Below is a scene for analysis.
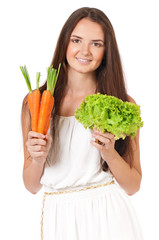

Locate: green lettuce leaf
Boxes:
[75,93,143,140]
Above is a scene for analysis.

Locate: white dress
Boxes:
[40,115,143,240]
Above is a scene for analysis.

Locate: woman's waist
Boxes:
[42,175,114,193]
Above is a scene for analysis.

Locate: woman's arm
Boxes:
[21,98,52,194]
[91,130,141,195]
[90,97,142,196]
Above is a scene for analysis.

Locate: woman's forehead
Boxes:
[71,18,104,41]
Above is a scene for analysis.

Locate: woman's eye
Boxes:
[92,42,102,47]
[71,39,81,43]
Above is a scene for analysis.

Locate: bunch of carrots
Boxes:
[20,64,61,134]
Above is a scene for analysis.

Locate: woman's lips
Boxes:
[76,57,92,64]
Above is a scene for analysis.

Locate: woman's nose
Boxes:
[80,42,91,56]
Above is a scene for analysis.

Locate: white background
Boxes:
[0,0,158,239]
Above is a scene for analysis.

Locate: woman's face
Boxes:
[66,18,105,74]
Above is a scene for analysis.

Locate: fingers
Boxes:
[28,144,46,152]
[29,151,47,159]
[90,139,105,151]
[45,133,52,145]
[28,131,45,140]
[93,128,114,141]
[92,134,110,144]
[26,131,52,163]
[91,128,115,151]
[27,133,46,148]
[28,138,47,147]
[27,132,52,147]
[44,133,52,152]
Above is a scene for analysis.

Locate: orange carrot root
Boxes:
[31,90,41,132]
[44,116,51,134]
[37,90,54,134]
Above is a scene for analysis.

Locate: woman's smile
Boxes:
[75,57,92,64]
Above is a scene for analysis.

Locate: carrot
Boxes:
[20,66,41,131]
[31,72,41,131]
[27,94,32,113]
[45,117,51,134]
[37,64,61,134]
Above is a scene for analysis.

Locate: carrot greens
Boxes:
[20,65,32,93]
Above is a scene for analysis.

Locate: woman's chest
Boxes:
[59,95,84,116]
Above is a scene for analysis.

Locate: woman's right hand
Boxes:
[26,131,52,166]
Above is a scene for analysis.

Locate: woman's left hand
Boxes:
[90,128,117,163]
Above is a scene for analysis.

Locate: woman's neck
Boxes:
[67,68,97,97]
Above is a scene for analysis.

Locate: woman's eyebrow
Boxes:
[71,35,82,39]
[92,39,105,43]
[71,35,104,43]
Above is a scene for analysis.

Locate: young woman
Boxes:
[21,7,143,240]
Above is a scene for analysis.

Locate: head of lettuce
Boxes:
[75,93,143,140]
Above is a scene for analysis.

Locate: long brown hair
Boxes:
[39,7,133,169]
